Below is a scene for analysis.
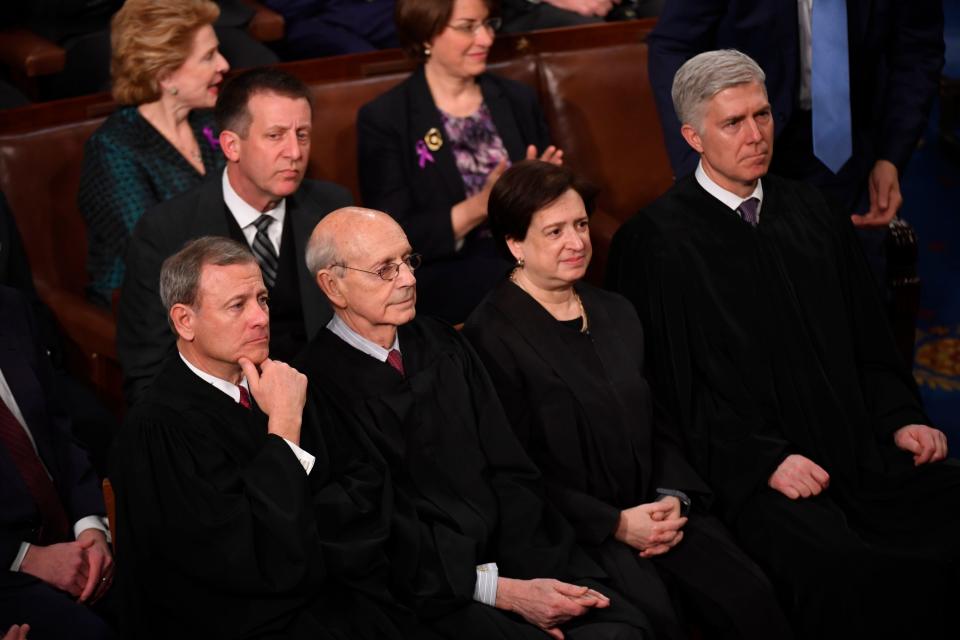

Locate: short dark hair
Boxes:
[159,236,256,333]
[395,0,497,62]
[488,160,597,259]
[214,67,313,137]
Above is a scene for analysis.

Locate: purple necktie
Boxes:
[737,197,760,226]
[0,397,71,544]
[386,349,405,377]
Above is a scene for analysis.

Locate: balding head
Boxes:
[305,207,398,275]
[307,207,418,346]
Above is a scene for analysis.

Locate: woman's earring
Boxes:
[424,46,431,57]
[168,86,179,96]
[516,257,524,268]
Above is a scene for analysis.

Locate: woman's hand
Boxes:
[526,144,564,166]
[614,498,687,558]
[451,158,508,240]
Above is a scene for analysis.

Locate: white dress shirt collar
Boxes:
[326,314,400,363]
[222,168,286,253]
[179,352,250,404]
[695,161,764,220]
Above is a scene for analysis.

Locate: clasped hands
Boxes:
[19,528,112,604]
[495,576,610,639]
[614,496,686,558]
[768,425,948,500]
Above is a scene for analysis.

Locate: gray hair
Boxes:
[159,236,256,333]
[304,227,341,276]
[671,49,767,132]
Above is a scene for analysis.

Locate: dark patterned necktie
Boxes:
[737,197,760,226]
[386,349,405,376]
[238,385,251,409]
[0,397,71,544]
[251,215,279,288]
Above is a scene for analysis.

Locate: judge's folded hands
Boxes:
[614,496,687,558]
[239,357,308,445]
[19,528,113,603]
[768,454,830,500]
[495,577,610,639]
[894,424,949,466]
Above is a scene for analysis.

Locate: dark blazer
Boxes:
[357,67,550,321]
[648,0,945,189]
[117,175,352,404]
[0,286,104,568]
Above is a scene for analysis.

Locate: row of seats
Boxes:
[0,0,284,102]
[0,19,918,417]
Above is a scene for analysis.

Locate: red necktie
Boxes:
[387,349,405,377]
[0,397,71,544]
[238,386,251,409]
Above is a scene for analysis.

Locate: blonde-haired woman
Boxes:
[78,0,229,306]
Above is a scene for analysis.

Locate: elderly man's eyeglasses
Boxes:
[333,254,422,281]
[448,17,502,36]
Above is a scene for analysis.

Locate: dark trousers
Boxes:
[0,572,116,639]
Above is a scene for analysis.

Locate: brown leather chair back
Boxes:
[0,118,104,294]
[307,74,407,201]
[306,56,540,205]
[537,42,674,222]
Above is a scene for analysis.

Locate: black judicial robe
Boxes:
[607,175,960,637]
[464,281,790,640]
[464,281,708,540]
[113,355,419,640]
[607,174,960,529]
[296,317,652,638]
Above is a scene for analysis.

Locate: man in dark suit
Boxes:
[118,67,352,404]
[0,286,114,639]
[2,192,116,479]
[647,0,944,228]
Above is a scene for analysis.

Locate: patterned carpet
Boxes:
[902,1,960,451]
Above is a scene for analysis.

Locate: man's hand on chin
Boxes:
[851,159,902,228]
[240,356,307,444]
[894,424,948,466]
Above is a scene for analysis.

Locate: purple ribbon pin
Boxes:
[202,126,220,150]
[416,140,434,169]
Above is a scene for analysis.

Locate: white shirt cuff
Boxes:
[473,562,499,606]
[12,516,112,572]
[10,542,30,571]
[283,438,315,475]
[74,515,111,543]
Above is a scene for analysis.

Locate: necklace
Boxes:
[573,291,589,334]
[510,270,589,333]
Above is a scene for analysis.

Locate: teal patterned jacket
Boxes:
[78,107,225,306]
